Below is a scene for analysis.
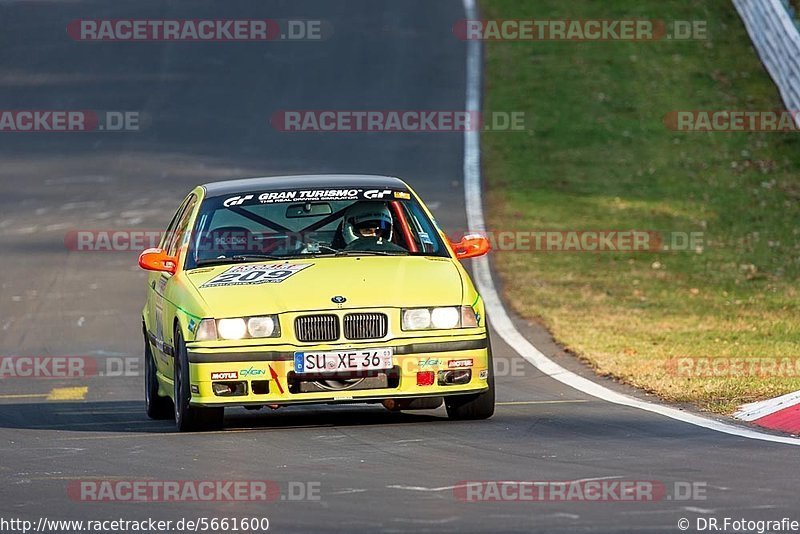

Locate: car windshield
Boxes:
[185,187,449,268]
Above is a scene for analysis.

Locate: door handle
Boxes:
[151,281,156,289]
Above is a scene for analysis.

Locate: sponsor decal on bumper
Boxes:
[210,371,238,380]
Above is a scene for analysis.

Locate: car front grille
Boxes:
[295,314,339,342]
[343,313,388,340]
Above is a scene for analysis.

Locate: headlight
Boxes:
[402,306,478,330]
[431,307,460,329]
[195,316,280,341]
[247,316,276,338]
[217,318,247,340]
[402,308,431,330]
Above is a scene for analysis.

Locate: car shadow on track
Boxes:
[0,400,444,433]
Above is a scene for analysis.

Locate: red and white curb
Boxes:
[734,391,800,434]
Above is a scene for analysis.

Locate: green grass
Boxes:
[480,0,800,414]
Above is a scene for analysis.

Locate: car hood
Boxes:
[186,256,463,317]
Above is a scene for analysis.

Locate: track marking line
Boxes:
[461,0,800,447]
[391,516,460,525]
[52,410,141,416]
[53,426,316,441]
[682,507,717,514]
[388,476,623,493]
[497,400,589,406]
[330,488,369,495]
[46,387,88,401]
[29,420,156,429]
[57,433,170,441]
[0,393,48,399]
[387,484,465,492]
[0,388,90,401]
[28,475,135,481]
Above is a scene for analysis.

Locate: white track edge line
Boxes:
[460,0,800,446]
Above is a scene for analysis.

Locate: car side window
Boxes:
[160,197,192,251]
[399,201,441,254]
[165,195,198,257]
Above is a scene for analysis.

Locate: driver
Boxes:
[340,202,406,251]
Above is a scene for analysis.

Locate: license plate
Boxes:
[294,348,394,374]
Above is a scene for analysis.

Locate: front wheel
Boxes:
[173,329,224,432]
[144,326,173,420]
[445,331,495,420]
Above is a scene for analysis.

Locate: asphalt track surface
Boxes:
[0,2,798,533]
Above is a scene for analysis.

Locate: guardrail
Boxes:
[733,0,800,112]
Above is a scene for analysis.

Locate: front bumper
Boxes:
[185,335,490,407]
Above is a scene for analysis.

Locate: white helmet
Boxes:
[342,202,393,245]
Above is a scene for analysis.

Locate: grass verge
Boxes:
[480,0,800,414]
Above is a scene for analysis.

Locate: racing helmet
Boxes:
[341,202,393,245]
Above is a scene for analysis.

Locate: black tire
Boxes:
[144,326,173,420]
[445,331,496,421]
[173,329,224,432]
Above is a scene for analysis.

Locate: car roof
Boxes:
[201,174,409,198]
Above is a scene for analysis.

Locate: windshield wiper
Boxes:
[195,254,287,267]
[195,250,411,267]
[334,250,410,257]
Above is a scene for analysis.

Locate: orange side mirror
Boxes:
[450,234,490,260]
[138,248,177,274]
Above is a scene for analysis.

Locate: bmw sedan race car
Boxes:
[139,175,494,431]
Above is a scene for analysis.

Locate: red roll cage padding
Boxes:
[389,200,419,253]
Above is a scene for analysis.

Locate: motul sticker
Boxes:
[211,371,238,380]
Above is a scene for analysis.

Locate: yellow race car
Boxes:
[139,175,493,431]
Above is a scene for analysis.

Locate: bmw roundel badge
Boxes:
[331,296,347,304]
